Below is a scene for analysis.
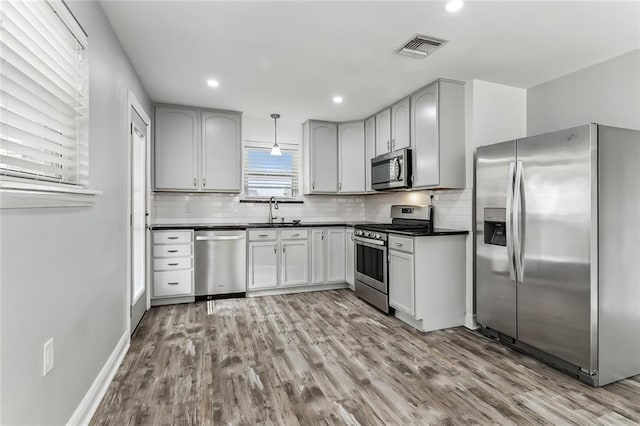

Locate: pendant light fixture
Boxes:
[270,113,282,156]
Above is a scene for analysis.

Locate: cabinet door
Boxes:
[391,97,410,150]
[326,228,346,283]
[338,122,365,193]
[201,111,241,192]
[345,228,354,286]
[364,116,376,192]
[281,240,309,286]
[311,230,326,284]
[375,108,391,155]
[248,242,278,289]
[389,250,415,316]
[154,107,198,190]
[411,83,439,187]
[310,121,338,192]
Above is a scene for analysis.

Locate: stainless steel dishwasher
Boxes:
[195,230,246,298]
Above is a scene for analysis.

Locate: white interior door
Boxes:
[130,109,148,333]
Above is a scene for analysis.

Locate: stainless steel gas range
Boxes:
[354,205,434,313]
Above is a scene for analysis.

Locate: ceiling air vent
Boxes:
[396,34,448,59]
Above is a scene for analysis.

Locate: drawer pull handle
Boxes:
[259,234,269,237]
[292,233,300,237]
[167,282,180,285]
[168,262,179,266]
[167,236,179,240]
[394,242,403,246]
[167,249,178,253]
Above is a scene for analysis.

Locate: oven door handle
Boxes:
[354,236,386,247]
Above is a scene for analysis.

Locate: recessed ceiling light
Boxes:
[206,79,219,88]
[333,96,343,104]
[445,0,464,12]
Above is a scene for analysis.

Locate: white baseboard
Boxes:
[67,330,130,426]
[465,312,479,330]
[247,282,348,297]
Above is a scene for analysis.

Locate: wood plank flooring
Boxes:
[91,290,640,425]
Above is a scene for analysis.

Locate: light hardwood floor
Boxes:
[91,290,640,425]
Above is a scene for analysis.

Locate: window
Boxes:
[243,142,299,199]
[0,0,89,190]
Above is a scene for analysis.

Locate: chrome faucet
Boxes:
[268,196,279,224]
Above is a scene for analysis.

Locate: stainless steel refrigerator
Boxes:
[475,123,640,386]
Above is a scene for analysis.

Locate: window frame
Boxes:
[0,0,99,208]
[242,139,302,201]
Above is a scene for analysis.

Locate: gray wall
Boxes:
[527,49,640,135]
[0,1,151,424]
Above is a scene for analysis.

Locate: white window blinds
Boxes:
[244,143,299,199]
[0,0,89,187]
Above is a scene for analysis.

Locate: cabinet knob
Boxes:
[283,246,286,253]
[274,245,277,253]
[203,178,206,188]
[312,182,315,190]
[193,178,197,187]
[339,182,342,191]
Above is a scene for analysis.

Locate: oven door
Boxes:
[354,237,387,293]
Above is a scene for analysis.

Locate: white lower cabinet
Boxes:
[281,240,309,286]
[311,229,326,284]
[387,233,467,332]
[389,250,415,316]
[152,230,194,300]
[311,227,347,285]
[248,241,279,289]
[345,228,354,286]
[248,229,310,290]
[326,228,346,282]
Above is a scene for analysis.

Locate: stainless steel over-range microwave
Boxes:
[371,148,412,190]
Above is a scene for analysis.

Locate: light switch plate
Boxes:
[43,338,54,376]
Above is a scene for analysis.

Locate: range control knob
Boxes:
[365,231,371,237]
[375,233,381,239]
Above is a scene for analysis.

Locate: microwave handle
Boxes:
[394,157,401,180]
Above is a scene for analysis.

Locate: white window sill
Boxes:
[0,181,102,209]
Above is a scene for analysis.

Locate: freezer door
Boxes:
[515,124,595,371]
[476,140,517,337]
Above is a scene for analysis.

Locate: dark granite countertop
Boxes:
[387,228,469,237]
[150,221,377,231]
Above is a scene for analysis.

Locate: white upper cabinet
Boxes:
[304,121,338,194]
[391,97,410,151]
[201,111,242,192]
[338,122,365,193]
[411,80,465,189]
[375,108,391,155]
[154,105,242,192]
[364,116,376,192]
[154,106,199,190]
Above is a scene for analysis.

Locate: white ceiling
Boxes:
[99,1,640,123]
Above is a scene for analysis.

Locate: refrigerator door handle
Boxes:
[506,161,516,281]
[513,161,525,281]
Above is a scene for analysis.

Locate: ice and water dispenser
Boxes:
[484,208,506,246]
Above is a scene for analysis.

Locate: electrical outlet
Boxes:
[43,338,54,376]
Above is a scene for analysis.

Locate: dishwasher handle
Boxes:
[196,235,245,241]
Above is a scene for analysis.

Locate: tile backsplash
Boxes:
[152,193,366,224]
[153,188,472,230]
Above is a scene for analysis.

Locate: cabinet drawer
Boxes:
[280,229,308,240]
[154,270,192,297]
[153,230,192,244]
[248,230,278,241]
[389,235,414,253]
[153,244,191,258]
[154,257,192,271]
